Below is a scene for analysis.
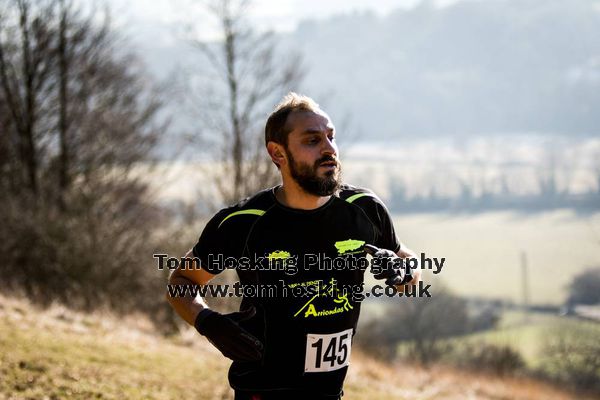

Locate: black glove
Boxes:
[194,306,264,362]
[364,244,412,286]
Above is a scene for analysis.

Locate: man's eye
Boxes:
[307,138,319,144]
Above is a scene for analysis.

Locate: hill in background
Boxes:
[284,0,600,138]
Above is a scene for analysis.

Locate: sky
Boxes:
[109,0,462,44]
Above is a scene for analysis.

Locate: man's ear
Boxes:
[267,141,286,168]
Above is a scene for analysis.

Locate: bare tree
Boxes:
[183,0,304,204]
[0,0,162,205]
[0,0,172,324]
[0,0,56,199]
[56,0,68,208]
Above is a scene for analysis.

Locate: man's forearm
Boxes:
[396,246,422,291]
[166,274,209,326]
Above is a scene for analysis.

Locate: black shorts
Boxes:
[233,390,343,400]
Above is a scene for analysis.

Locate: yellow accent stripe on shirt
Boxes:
[345,193,371,203]
[218,209,265,228]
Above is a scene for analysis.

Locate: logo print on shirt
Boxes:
[293,278,354,318]
[267,250,293,270]
[268,250,291,263]
[334,239,365,255]
[265,250,298,275]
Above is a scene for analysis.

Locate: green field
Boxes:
[391,210,600,305]
[446,311,600,368]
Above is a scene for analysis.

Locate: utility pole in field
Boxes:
[521,251,530,323]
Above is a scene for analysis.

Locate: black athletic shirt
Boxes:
[192,184,401,397]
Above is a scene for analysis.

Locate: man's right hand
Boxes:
[194,306,264,362]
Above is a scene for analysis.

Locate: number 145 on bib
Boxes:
[304,328,353,373]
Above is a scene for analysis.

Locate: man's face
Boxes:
[283,110,342,196]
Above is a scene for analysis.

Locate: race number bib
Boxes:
[304,328,353,373]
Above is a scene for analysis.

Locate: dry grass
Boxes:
[0,293,592,400]
[346,350,594,400]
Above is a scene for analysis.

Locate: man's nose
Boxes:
[322,137,337,156]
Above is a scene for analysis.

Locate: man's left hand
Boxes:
[364,244,413,286]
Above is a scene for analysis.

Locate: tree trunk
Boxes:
[19,0,38,197]
[58,0,70,210]
[224,11,243,201]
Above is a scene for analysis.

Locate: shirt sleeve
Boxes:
[192,209,234,275]
[371,198,402,253]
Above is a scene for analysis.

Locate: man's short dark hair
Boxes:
[265,92,321,147]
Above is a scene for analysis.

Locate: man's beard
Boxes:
[286,149,342,196]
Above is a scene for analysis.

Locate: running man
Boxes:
[166,93,421,399]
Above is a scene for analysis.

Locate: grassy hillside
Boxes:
[1,294,592,400]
